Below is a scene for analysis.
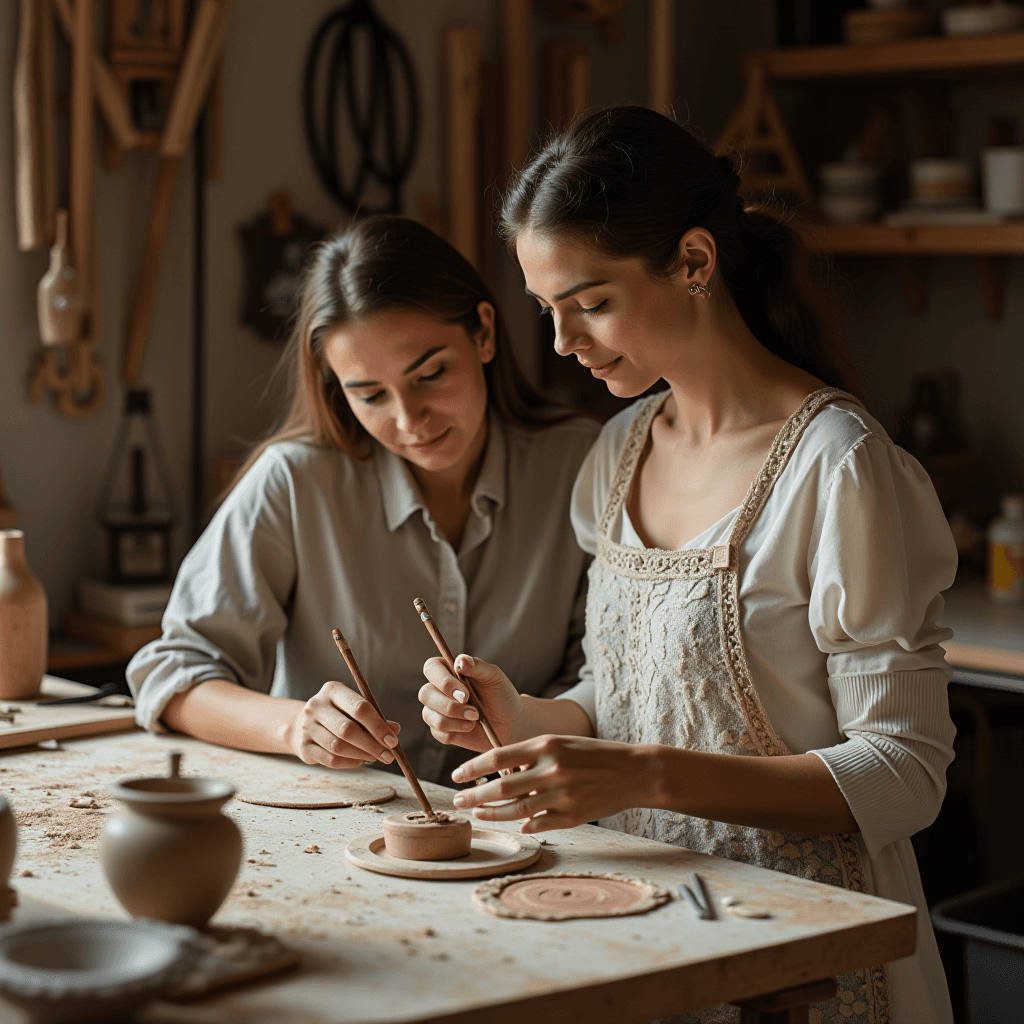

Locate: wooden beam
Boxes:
[501,0,530,177]
[444,25,481,267]
[543,39,588,131]
[648,0,674,113]
[14,0,47,250]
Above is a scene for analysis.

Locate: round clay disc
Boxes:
[473,872,671,921]
[237,774,395,809]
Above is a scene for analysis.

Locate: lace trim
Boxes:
[596,392,670,539]
[595,535,718,581]
[726,388,859,549]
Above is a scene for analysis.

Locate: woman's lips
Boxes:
[409,428,451,453]
[582,357,620,379]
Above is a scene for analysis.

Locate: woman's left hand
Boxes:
[450,734,658,833]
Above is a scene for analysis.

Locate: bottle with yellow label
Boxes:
[987,494,1024,603]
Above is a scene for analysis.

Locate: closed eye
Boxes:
[359,391,385,404]
[580,300,607,315]
[418,366,445,383]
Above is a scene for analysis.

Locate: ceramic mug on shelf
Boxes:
[982,147,1024,215]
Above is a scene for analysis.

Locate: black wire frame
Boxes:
[302,1,420,215]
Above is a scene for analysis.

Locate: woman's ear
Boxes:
[474,301,497,364]
[675,228,717,292]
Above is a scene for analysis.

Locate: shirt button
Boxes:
[445,601,458,614]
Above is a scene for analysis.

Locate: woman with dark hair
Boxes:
[420,108,955,1022]
[127,216,599,784]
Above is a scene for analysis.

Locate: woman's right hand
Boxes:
[289,680,402,769]
[419,655,524,752]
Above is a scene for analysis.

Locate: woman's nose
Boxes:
[552,314,584,358]
[395,395,427,434]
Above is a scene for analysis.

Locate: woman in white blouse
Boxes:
[127,216,598,783]
[419,108,956,1022]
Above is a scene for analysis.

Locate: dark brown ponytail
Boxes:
[499,106,858,394]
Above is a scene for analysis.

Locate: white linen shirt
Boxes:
[127,413,600,782]
[560,397,957,1024]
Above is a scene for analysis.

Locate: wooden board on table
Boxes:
[0,676,136,750]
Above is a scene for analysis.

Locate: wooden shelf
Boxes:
[798,221,1024,256]
[747,32,1024,81]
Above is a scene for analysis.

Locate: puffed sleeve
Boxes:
[126,448,297,732]
[808,435,959,859]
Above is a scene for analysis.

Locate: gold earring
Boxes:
[689,282,711,298]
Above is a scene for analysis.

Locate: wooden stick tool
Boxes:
[413,598,502,751]
[331,629,437,820]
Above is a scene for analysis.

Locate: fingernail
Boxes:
[380,750,394,764]
[453,689,467,703]
[453,795,466,807]
[463,707,479,720]
[383,733,399,748]
[451,768,465,781]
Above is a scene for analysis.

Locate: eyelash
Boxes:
[359,366,446,405]
[538,300,608,318]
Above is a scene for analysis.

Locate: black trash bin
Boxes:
[932,877,1024,1024]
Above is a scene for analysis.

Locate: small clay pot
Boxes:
[101,775,242,928]
[382,812,472,861]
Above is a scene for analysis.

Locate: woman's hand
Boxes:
[448,734,658,833]
[289,680,402,769]
[419,655,525,752]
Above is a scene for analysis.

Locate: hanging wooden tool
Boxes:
[122,0,232,385]
[501,0,530,179]
[26,0,107,419]
[14,0,50,251]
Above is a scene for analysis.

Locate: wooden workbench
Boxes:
[941,581,1024,688]
[0,731,916,1023]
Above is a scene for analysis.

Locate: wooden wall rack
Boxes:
[717,32,1024,320]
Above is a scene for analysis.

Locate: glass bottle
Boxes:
[987,494,1024,604]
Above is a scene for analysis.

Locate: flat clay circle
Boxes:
[237,774,395,809]
[473,872,671,921]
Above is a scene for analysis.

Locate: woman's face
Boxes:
[516,230,699,398]
[323,304,495,474]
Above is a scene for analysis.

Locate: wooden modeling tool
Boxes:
[413,598,504,752]
[331,628,436,820]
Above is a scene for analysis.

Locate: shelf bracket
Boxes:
[899,257,930,316]
[976,256,1007,322]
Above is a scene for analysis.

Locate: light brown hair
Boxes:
[231,216,576,490]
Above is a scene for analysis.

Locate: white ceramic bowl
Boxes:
[909,158,975,205]
[941,2,1024,36]
[0,919,198,1024]
[819,161,882,197]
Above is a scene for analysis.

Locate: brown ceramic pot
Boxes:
[101,776,242,928]
[0,530,47,700]
[382,812,472,861]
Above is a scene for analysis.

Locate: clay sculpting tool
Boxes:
[332,628,437,821]
[678,872,715,921]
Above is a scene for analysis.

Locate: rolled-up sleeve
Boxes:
[126,450,297,732]
[807,436,958,858]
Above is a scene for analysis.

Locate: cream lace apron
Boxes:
[589,388,891,1024]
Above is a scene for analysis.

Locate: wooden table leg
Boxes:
[736,977,838,1023]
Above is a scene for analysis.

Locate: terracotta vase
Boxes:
[101,775,242,928]
[0,530,47,699]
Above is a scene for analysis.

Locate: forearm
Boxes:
[646,746,858,835]
[511,694,595,743]
[162,679,304,755]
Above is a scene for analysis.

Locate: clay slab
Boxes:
[238,775,395,809]
[473,872,671,921]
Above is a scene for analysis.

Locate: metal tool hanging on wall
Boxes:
[13,0,231,417]
[303,0,420,214]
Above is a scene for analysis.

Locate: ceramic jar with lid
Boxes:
[101,764,242,928]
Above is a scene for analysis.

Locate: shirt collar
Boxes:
[374,412,507,534]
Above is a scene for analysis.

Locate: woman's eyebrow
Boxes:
[343,346,448,389]
[524,279,609,302]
